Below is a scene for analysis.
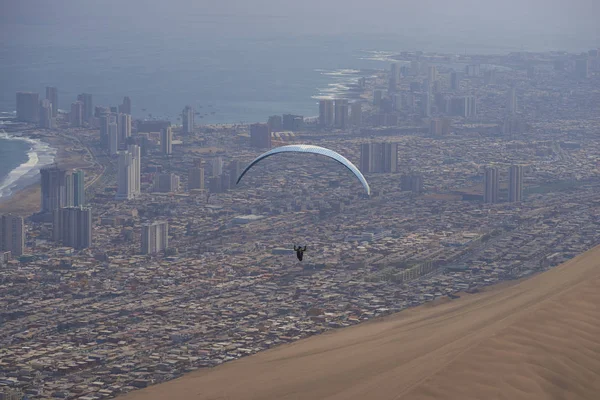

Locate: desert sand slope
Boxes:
[120,246,600,400]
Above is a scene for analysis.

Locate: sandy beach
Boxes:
[0,131,96,216]
[119,244,600,400]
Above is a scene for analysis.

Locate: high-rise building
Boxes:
[282,114,304,131]
[250,123,271,148]
[389,63,400,93]
[350,102,362,127]
[421,92,431,117]
[160,127,173,155]
[128,145,141,196]
[465,64,480,76]
[466,95,477,117]
[70,101,83,127]
[116,146,141,200]
[119,96,131,114]
[65,172,75,208]
[411,60,419,76]
[334,99,349,129]
[108,122,118,155]
[507,87,517,115]
[182,105,194,134]
[450,72,460,91]
[73,170,85,207]
[382,142,398,173]
[373,89,383,106]
[41,166,69,213]
[228,160,241,187]
[0,214,25,257]
[53,206,92,249]
[575,58,590,79]
[267,115,282,132]
[77,93,93,122]
[360,143,397,173]
[211,157,223,177]
[119,113,132,143]
[45,86,58,117]
[39,99,54,129]
[188,167,205,190]
[484,69,497,85]
[153,173,180,193]
[141,221,168,255]
[401,175,424,193]
[16,92,40,123]
[484,167,499,204]
[319,100,334,127]
[509,165,524,203]
[427,66,437,82]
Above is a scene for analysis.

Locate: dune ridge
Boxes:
[120,245,600,400]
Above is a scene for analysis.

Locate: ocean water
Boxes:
[0,129,56,200]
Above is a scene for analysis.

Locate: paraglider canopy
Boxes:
[236,144,371,196]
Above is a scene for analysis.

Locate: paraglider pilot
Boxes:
[294,245,307,261]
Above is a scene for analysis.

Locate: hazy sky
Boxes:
[1,0,598,50]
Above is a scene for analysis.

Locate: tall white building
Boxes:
[119,113,132,143]
[39,99,54,129]
[141,221,169,255]
[334,99,349,129]
[212,157,223,177]
[182,106,194,134]
[108,122,118,155]
[116,145,141,200]
[161,127,173,155]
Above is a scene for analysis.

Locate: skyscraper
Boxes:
[128,145,141,196]
[250,123,271,148]
[211,157,223,177]
[108,122,118,155]
[16,92,40,123]
[373,90,383,106]
[484,167,499,204]
[39,99,54,129]
[153,173,180,193]
[182,105,194,134]
[350,102,362,127]
[228,160,241,187]
[334,99,349,129]
[382,142,398,173]
[53,206,93,249]
[70,101,83,127]
[0,214,25,256]
[267,115,282,132]
[421,92,431,117]
[116,146,141,200]
[40,166,69,213]
[427,65,437,82]
[509,165,524,203]
[119,113,132,143]
[188,167,205,190]
[450,72,460,91]
[77,93,93,122]
[507,87,517,115]
[360,143,397,173]
[73,170,85,207]
[141,221,168,255]
[45,86,58,117]
[319,100,334,127]
[160,127,173,155]
[119,96,131,114]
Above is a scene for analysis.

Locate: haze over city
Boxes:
[1,0,600,399]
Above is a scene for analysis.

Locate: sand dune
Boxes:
[120,246,600,400]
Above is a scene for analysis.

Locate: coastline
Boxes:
[0,129,56,216]
[0,130,56,199]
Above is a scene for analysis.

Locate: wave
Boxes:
[0,131,56,200]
